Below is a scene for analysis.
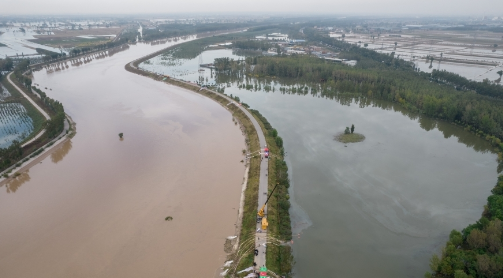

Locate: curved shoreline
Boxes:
[125,48,271,273]
[0,114,74,185]
[1,72,75,182]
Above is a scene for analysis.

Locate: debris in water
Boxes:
[165,216,173,221]
[226,236,237,240]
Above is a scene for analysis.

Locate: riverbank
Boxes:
[0,114,75,183]
[125,44,264,277]
[125,43,297,276]
[1,40,247,278]
[125,61,263,272]
[6,72,50,145]
[0,64,68,175]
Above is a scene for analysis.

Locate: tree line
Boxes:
[0,59,66,172]
[70,29,138,56]
[209,27,503,277]
[232,39,273,51]
[142,22,252,42]
[431,69,503,99]
[36,48,66,61]
[15,60,65,139]
[250,108,293,277]
[426,177,503,278]
[31,86,65,138]
[214,54,503,144]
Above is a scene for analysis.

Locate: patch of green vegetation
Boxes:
[250,109,293,277]
[165,27,281,60]
[335,133,365,143]
[142,22,253,42]
[426,176,503,278]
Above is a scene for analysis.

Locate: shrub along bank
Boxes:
[126,52,293,276]
[0,59,66,173]
[426,177,503,278]
[125,61,263,274]
[250,109,293,277]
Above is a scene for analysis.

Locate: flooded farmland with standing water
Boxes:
[0,38,249,277]
[141,48,500,277]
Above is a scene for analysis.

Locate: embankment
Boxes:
[125,43,293,277]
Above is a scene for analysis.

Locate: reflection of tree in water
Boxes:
[215,71,501,166]
[3,171,31,193]
[51,140,72,164]
[419,115,437,132]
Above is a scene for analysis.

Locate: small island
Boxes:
[335,124,365,143]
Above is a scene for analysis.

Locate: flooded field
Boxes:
[0,26,62,57]
[141,48,243,84]
[142,48,499,277]
[344,30,503,82]
[0,102,33,148]
[0,39,247,277]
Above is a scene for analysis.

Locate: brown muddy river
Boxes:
[0,40,246,277]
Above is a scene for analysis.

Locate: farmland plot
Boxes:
[0,85,11,101]
[0,103,34,149]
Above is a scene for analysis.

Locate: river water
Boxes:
[141,48,499,277]
[0,39,247,277]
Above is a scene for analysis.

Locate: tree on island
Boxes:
[344,127,350,134]
[351,124,355,134]
[497,70,503,81]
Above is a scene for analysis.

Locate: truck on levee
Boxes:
[264,147,269,158]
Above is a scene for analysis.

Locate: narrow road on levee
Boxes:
[7,72,50,147]
[128,58,270,272]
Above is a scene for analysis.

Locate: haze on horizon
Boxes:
[1,0,501,17]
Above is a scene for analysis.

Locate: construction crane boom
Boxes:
[257,182,280,218]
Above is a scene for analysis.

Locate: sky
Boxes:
[1,0,502,16]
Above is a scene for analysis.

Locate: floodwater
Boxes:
[344,35,503,82]
[0,39,247,277]
[229,91,499,277]
[142,48,499,277]
[0,26,62,57]
[140,48,243,84]
[0,102,33,148]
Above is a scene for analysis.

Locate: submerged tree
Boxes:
[118,133,123,139]
[344,127,350,134]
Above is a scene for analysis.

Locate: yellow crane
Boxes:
[257,182,280,230]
